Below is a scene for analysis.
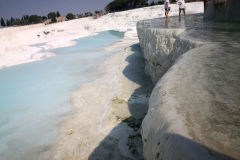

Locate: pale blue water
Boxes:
[0,31,124,159]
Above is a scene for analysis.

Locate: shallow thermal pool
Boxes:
[0,31,124,159]
[147,14,240,43]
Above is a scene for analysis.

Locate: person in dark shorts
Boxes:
[164,0,171,18]
[178,0,186,16]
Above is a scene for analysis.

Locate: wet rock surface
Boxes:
[204,0,240,22]
[137,15,240,160]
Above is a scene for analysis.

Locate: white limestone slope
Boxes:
[137,16,240,160]
[0,2,203,69]
[137,25,203,84]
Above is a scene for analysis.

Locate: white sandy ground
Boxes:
[0,2,203,69]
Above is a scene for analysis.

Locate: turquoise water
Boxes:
[0,31,123,159]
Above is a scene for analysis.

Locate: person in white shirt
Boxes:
[164,0,171,18]
[178,0,186,16]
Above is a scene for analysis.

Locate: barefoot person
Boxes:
[164,0,171,18]
[178,0,186,16]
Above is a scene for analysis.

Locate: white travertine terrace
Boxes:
[5,2,240,160]
[137,15,240,160]
[0,2,203,69]
[137,26,203,84]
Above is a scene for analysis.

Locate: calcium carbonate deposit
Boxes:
[137,14,240,160]
[0,2,203,69]
[4,2,239,160]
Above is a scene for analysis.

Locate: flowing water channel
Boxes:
[0,31,124,159]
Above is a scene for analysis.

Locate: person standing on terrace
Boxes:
[164,0,171,18]
[178,0,186,16]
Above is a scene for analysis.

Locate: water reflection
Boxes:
[165,18,169,28]
[149,14,240,43]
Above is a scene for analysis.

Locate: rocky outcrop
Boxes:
[137,21,203,84]
[137,16,240,160]
[204,0,240,22]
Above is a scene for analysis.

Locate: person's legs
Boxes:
[183,9,186,16]
[165,17,169,28]
[165,7,170,18]
[179,8,181,16]
[167,7,170,18]
[165,8,168,18]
